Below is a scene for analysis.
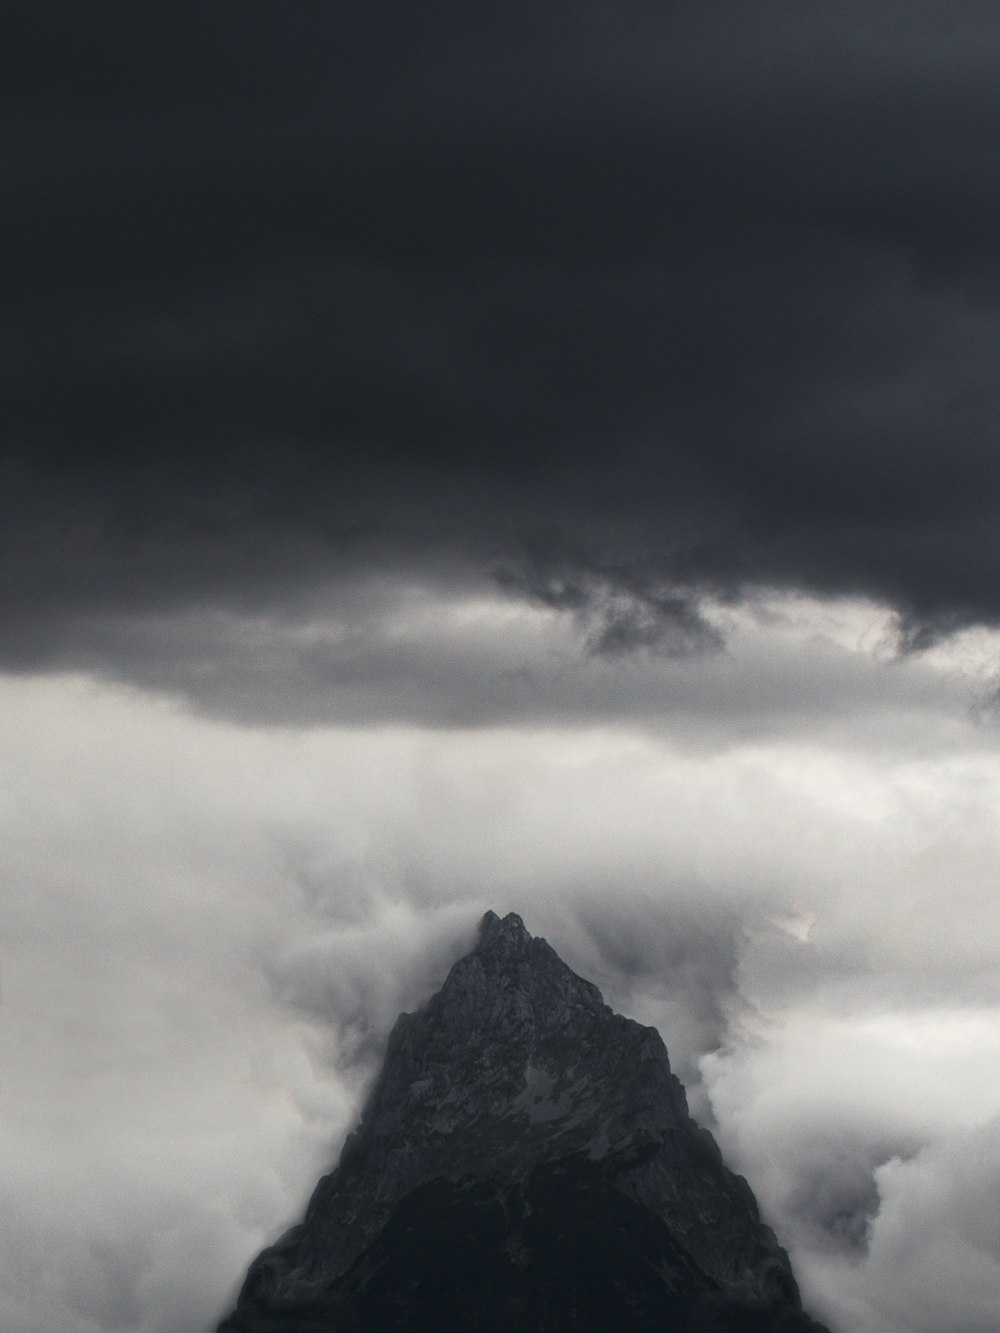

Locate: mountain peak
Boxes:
[220,912,829,1332]
[477,907,529,948]
[472,908,534,965]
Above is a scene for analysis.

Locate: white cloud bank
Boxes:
[4,593,1000,1332]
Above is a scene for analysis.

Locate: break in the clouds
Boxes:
[7,6,1000,1333]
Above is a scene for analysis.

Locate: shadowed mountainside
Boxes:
[219,911,830,1332]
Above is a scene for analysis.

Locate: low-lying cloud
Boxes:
[5,621,1000,1331]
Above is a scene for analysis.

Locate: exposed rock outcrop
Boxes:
[220,911,829,1332]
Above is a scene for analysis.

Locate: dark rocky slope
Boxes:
[219,911,829,1332]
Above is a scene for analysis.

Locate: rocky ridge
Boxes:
[219,911,829,1331]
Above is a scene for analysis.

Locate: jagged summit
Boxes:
[477,907,526,941]
[219,911,829,1332]
[471,908,553,966]
[476,908,530,958]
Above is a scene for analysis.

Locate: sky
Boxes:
[5,4,1000,1330]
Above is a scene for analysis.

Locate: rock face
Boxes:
[219,911,829,1332]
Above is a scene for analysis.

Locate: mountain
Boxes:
[219,911,830,1332]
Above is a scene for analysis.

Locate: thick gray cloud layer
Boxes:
[7,3,1000,715]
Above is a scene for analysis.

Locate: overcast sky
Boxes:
[6,6,1000,1331]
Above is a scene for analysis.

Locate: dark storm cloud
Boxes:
[496,555,721,657]
[8,2,1000,700]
